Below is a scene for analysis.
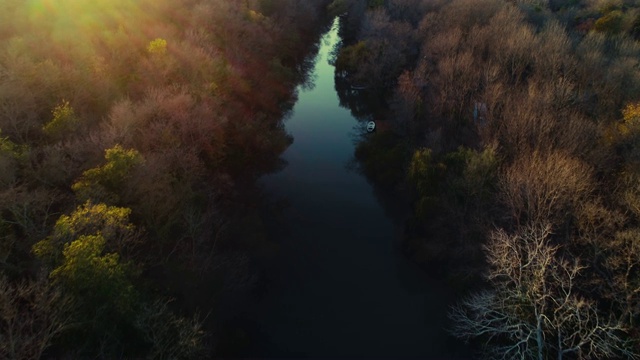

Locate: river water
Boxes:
[241,19,469,358]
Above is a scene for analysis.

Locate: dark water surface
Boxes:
[242,19,470,358]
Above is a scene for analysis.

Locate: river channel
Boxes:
[239,18,469,358]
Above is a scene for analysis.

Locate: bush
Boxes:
[595,10,624,34]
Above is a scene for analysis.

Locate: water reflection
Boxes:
[236,18,470,358]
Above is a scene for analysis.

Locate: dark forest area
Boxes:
[0,0,331,357]
[334,0,640,358]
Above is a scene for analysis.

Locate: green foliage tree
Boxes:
[147,38,167,55]
[42,100,80,140]
[0,129,27,189]
[408,148,444,218]
[594,10,624,34]
[33,201,137,267]
[442,145,499,206]
[335,41,369,77]
[72,145,143,204]
[32,202,140,355]
[50,234,135,313]
[0,130,27,160]
[459,145,499,200]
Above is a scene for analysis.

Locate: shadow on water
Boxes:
[224,18,473,359]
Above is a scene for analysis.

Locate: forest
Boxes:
[0,0,331,357]
[2,0,640,358]
[334,0,640,358]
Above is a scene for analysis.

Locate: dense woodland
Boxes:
[0,0,331,357]
[334,0,640,358]
[3,0,640,358]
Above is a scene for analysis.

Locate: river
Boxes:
[238,18,470,358]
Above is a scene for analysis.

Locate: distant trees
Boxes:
[335,6,415,90]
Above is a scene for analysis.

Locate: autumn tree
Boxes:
[33,201,139,266]
[42,100,80,140]
[31,202,139,353]
[31,201,207,356]
[499,151,594,227]
[72,145,143,204]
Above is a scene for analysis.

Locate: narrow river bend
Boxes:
[241,19,468,358]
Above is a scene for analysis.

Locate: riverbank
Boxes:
[330,0,640,357]
[222,18,471,358]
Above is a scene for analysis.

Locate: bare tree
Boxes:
[600,229,640,328]
[499,151,593,226]
[134,299,206,360]
[450,224,637,360]
[0,275,73,360]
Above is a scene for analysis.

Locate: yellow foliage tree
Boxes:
[72,145,143,203]
[42,100,80,139]
[622,102,640,131]
[147,38,167,55]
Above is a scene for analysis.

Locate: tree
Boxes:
[499,151,593,226]
[32,202,139,355]
[147,38,167,55]
[0,187,61,270]
[594,10,624,34]
[0,275,72,360]
[602,229,640,327]
[0,129,27,189]
[42,100,80,140]
[33,201,139,266]
[450,224,637,359]
[408,147,444,218]
[134,299,206,359]
[49,234,135,314]
[72,145,143,204]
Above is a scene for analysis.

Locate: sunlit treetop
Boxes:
[147,38,167,55]
[618,102,640,136]
[43,100,80,138]
[16,0,167,61]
